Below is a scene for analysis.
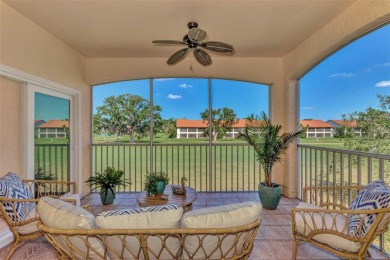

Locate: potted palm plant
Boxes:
[237,112,302,210]
[85,166,129,205]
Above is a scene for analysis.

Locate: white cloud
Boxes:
[179,83,192,88]
[376,62,390,67]
[329,72,356,78]
[302,107,316,110]
[167,94,182,99]
[154,78,175,82]
[375,80,390,87]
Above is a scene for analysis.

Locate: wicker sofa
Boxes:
[37,197,262,260]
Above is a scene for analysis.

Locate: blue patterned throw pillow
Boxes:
[348,180,390,237]
[98,204,181,217]
[0,172,34,221]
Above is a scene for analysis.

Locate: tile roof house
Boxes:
[300,120,334,138]
[176,119,248,139]
[327,119,362,136]
[37,120,69,139]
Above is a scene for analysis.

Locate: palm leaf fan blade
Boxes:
[194,49,211,66]
[188,28,207,42]
[200,41,234,52]
[152,40,186,45]
[167,48,189,65]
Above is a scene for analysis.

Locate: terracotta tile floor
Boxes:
[1,192,388,259]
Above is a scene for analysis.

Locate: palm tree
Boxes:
[237,112,302,187]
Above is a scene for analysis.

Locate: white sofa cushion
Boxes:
[294,202,361,252]
[97,204,183,259]
[181,202,261,259]
[37,197,106,259]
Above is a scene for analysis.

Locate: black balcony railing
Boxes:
[34,143,70,182]
[92,143,262,192]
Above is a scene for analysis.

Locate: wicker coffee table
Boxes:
[136,185,197,211]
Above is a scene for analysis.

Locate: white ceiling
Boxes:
[3,0,354,58]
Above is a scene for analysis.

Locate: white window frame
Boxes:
[0,64,82,194]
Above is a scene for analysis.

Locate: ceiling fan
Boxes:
[152,22,234,66]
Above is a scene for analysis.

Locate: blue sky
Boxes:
[35,93,69,121]
[93,24,389,121]
[300,24,390,120]
[93,78,269,120]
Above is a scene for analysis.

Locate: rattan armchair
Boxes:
[0,179,77,260]
[291,185,390,260]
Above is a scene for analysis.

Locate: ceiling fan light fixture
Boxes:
[152,22,234,66]
[187,22,198,29]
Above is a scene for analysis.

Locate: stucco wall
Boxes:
[0,77,21,176]
[281,0,390,197]
[0,2,91,196]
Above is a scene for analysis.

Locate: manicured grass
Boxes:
[93,133,245,144]
[92,143,262,193]
[299,137,349,149]
[35,138,69,144]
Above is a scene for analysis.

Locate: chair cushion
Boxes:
[348,180,390,237]
[181,202,261,259]
[16,206,39,235]
[0,172,34,221]
[295,202,361,253]
[96,204,183,259]
[37,197,105,259]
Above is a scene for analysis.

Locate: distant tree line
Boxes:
[342,94,390,154]
[93,94,240,142]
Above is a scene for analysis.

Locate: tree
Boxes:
[344,94,390,154]
[94,94,163,143]
[162,118,177,138]
[333,117,354,138]
[200,107,239,141]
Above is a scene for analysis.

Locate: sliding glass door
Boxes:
[24,83,78,184]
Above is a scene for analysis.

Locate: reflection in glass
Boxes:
[34,93,70,181]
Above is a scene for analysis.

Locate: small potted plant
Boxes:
[144,171,170,195]
[237,112,302,210]
[85,166,129,205]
